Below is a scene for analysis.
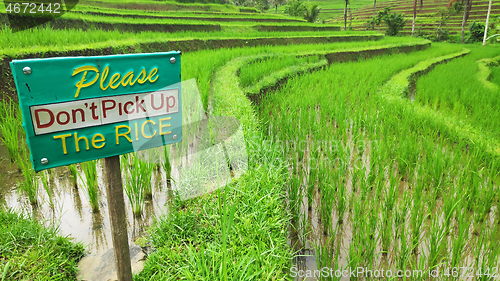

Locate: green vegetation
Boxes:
[331,0,500,37]
[0,210,85,280]
[79,160,100,213]
[239,55,321,87]
[136,139,293,280]
[255,42,500,274]
[0,26,376,56]
[416,47,500,140]
[1,0,500,279]
[0,99,22,164]
[122,153,155,216]
[492,64,500,88]
[376,7,407,36]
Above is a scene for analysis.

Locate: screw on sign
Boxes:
[10,52,182,281]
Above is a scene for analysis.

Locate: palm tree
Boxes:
[344,0,350,30]
[373,0,377,18]
[483,0,492,45]
[461,0,473,43]
[411,0,423,36]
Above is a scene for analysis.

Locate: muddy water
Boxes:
[0,141,171,254]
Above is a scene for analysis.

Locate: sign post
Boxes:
[10,51,182,280]
[103,155,133,281]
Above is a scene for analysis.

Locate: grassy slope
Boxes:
[0,210,85,280]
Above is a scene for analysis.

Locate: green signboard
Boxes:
[10,51,182,172]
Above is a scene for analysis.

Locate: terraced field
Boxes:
[1,0,500,280]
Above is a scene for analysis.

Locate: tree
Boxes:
[373,0,377,18]
[411,0,423,36]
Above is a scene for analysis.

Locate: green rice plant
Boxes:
[411,174,426,254]
[466,168,481,212]
[396,131,420,179]
[138,156,155,200]
[0,99,22,165]
[476,227,500,281]
[68,164,79,188]
[425,147,447,202]
[40,170,54,209]
[427,211,450,270]
[15,145,39,206]
[393,193,410,243]
[335,179,347,226]
[215,150,236,281]
[79,160,99,213]
[473,225,487,277]
[363,204,379,269]
[318,177,334,235]
[384,167,399,213]
[476,178,496,223]
[379,204,393,255]
[396,220,412,271]
[442,191,461,229]
[239,55,321,88]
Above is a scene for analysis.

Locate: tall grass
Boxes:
[415,46,500,139]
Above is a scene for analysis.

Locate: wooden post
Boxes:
[103,155,133,281]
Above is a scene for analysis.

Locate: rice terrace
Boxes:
[0,0,500,279]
